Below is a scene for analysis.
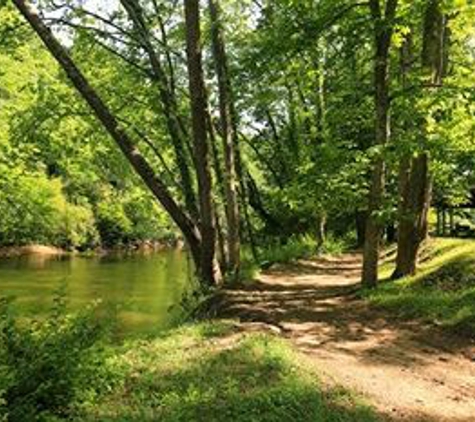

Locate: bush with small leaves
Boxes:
[0,292,117,421]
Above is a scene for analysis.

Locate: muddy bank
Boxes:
[0,245,67,258]
[0,240,186,259]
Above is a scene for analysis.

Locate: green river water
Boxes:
[0,250,191,336]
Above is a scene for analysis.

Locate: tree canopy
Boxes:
[1,0,474,285]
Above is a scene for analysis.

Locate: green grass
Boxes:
[80,321,378,421]
[256,234,351,268]
[367,238,475,335]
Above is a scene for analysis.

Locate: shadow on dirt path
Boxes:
[218,254,475,422]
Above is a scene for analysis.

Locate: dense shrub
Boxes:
[258,235,317,267]
[123,190,174,242]
[96,198,133,247]
[0,295,115,421]
[96,189,175,247]
[0,165,176,250]
[57,202,100,251]
[0,170,62,246]
[0,169,98,249]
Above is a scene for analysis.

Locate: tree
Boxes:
[12,0,220,285]
[7,0,474,286]
[362,0,398,287]
[119,0,199,220]
[208,0,241,280]
[184,0,220,285]
[392,0,448,278]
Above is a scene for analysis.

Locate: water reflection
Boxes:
[0,250,191,335]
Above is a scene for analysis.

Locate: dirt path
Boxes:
[219,254,475,422]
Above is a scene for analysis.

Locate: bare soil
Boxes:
[218,254,475,422]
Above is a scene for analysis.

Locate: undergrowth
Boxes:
[0,294,378,421]
[80,321,377,421]
[243,234,352,276]
[0,292,117,421]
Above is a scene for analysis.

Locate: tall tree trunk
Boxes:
[208,0,241,281]
[355,211,367,248]
[120,0,198,218]
[392,0,447,279]
[436,209,442,236]
[449,209,455,235]
[393,154,432,278]
[362,0,398,287]
[184,0,220,285]
[246,171,282,234]
[442,209,447,236]
[214,209,227,273]
[207,108,229,271]
[234,137,258,263]
[11,0,206,272]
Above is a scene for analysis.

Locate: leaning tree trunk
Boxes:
[362,0,398,288]
[12,0,219,284]
[208,0,241,281]
[184,0,221,285]
[392,0,447,279]
[120,0,198,219]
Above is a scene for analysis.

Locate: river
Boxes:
[0,250,192,336]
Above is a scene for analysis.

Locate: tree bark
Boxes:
[184,0,220,285]
[355,211,367,248]
[246,171,282,234]
[436,209,441,236]
[449,209,455,235]
[362,0,398,287]
[442,209,447,236]
[386,223,396,243]
[207,108,229,271]
[392,153,432,278]
[208,0,241,281]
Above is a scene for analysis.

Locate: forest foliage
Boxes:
[1,0,474,284]
[1,2,475,420]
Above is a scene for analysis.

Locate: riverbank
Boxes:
[0,244,67,258]
[0,287,378,421]
[3,238,475,421]
[0,240,185,259]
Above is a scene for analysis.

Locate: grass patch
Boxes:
[81,321,377,421]
[256,234,351,269]
[367,238,475,335]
